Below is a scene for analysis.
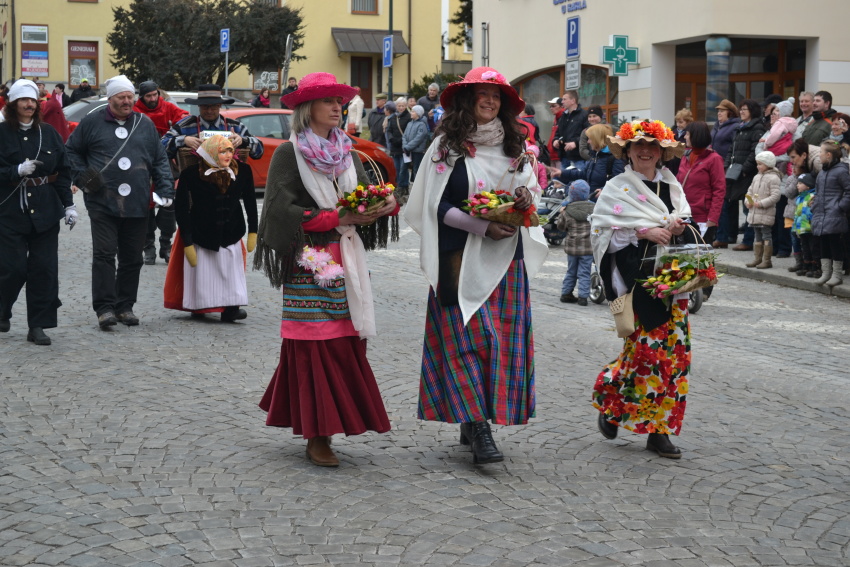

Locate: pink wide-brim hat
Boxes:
[439,66,525,116]
[280,72,357,109]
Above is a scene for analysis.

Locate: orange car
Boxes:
[220,108,396,189]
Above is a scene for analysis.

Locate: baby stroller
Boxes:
[540,179,567,246]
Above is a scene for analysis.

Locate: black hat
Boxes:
[184,84,235,105]
[763,94,783,107]
[139,81,158,97]
[587,105,604,118]
[797,173,816,188]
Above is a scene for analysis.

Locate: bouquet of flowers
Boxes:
[461,190,539,227]
[639,247,720,299]
[337,183,395,216]
[297,246,345,287]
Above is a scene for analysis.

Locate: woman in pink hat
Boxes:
[255,72,399,467]
[404,67,549,465]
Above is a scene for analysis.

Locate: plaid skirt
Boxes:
[418,259,535,425]
[592,298,691,435]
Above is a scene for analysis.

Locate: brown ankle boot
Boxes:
[306,436,339,467]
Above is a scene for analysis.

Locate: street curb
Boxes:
[716,261,850,299]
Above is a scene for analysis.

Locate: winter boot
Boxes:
[787,253,804,272]
[756,243,773,269]
[825,261,844,287]
[815,259,833,285]
[745,242,764,267]
[806,261,821,278]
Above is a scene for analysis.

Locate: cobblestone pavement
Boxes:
[1,195,849,567]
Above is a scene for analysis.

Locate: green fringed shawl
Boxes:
[253,142,399,289]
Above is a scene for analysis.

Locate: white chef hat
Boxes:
[8,79,39,102]
[105,75,135,99]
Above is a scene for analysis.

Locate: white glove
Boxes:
[64,205,78,228]
[18,160,38,177]
[158,197,173,208]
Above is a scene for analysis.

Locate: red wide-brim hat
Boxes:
[281,72,357,109]
[439,66,525,116]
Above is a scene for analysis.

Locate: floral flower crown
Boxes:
[616,120,676,142]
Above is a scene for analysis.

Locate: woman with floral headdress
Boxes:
[166,134,257,322]
[404,67,548,465]
[255,72,399,468]
[590,120,697,459]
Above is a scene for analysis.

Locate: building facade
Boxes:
[474,0,850,145]
[0,0,460,108]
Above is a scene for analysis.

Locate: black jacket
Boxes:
[386,110,411,156]
[0,122,73,233]
[555,106,589,161]
[175,164,258,251]
[724,119,766,201]
[70,84,95,103]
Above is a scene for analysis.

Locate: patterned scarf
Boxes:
[468,118,505,147]
[295,127,353,178]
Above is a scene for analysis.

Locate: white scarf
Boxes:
[290,132,376,338]
[590,166,692,268]
[404,135,549,325]
[196,146,237,181]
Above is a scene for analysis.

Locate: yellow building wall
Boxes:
[1,0,131,87]
[445,0,472,63]
[284,0,443,101]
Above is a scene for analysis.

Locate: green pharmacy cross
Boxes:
[601,35,639,76]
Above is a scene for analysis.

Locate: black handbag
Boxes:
[725,162,743,181]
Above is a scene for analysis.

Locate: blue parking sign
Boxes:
[566,17,579,59]
[382,36,393,68]
[220,28,230,53]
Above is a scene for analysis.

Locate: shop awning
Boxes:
[331,28,410,56]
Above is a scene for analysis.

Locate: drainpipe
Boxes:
[10,0,16,79]
[407,0,411,95]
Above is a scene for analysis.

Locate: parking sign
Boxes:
[382,36,393,68]
[220,28,230,53]
[566,17,579,59]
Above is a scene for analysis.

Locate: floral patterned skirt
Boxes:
[592,298,690,435]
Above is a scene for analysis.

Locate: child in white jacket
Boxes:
[745,151,783,269]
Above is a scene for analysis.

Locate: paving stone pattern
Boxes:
[1,195,849,566]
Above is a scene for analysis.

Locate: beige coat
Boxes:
[745,168,782,226]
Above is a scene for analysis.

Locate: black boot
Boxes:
[0,318,9,333]
[220,306,247,322]
[597,413,618,439]
[27,327,51,346]
[459,422,503,464]
[646,433,682,459]
[787,253,804,273]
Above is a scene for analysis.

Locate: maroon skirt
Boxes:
[259,337,391,438]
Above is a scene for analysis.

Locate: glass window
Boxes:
[238,114,289,139]
[578,66,608,107]
[352,0,377,14]
[786,40,806,72]
[517,71,561,145]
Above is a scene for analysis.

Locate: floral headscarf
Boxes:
[197,135,238,193]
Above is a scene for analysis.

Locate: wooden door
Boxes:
[351,57,373,105]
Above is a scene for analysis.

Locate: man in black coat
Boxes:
[279,77,298,109]
[553,90,589,171]
[70,78,95,103]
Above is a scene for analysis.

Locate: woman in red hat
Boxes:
[404,67,549,464]
[255,72,399,467]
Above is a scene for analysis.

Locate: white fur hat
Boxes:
[8,79,39,102]
[105,75,135,98]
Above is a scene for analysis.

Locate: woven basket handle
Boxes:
[350,148,386,186]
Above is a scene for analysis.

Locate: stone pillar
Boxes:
[705,36,731,122]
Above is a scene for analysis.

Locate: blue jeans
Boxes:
[392,154,410,188]
[740,202,754,246]
[561,254,593,298]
